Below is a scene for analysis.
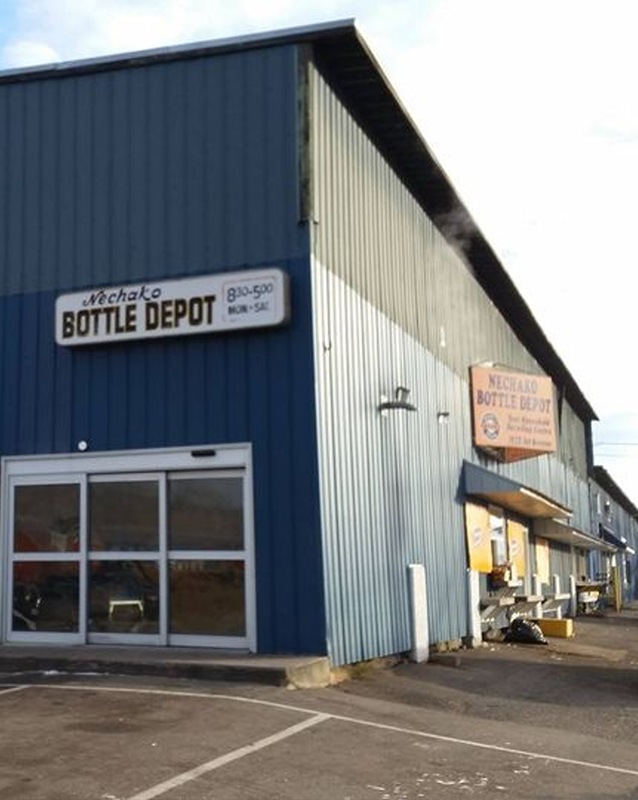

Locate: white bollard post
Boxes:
[408,564,429,662]
[467,569,482,647]
[533,574,543,619]
[552,574,563,619]
[568,574,577,618]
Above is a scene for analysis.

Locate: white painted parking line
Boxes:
[125,713,330,800]
[12,683,638,780]
[0,685,28,696]
[330,714,638,779]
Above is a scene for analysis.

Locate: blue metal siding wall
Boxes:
[0,46,326,656]
[0,49,305,293]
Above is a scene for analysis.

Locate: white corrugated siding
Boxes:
[309,63,589,483]
[311,261,472,663]
[309,59,593,665]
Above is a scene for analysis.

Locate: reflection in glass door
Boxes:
[10,480,82,642]
[88,476,162,643]
[168,473,246,644]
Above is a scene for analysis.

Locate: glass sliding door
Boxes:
[168,473,247,646]
[87,475,163,644]
[3,448,254,649]
[10,478,84,643]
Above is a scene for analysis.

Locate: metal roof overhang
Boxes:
[593,467,638,518]
[463,461,571,520]
[536,518,615,552]
[600,525,628,550]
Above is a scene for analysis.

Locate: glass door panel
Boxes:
[89,480,159,551]
[14,484,79,553]
[168,476,243,551]
[167,473,248,646]
[13,562,79,633]
[169,560,245,636]
[88,560,159,634]
[10,481,82,641]
[87,475,162,644]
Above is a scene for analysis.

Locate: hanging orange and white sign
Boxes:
[464,503,493,573]
[470,366,557,462]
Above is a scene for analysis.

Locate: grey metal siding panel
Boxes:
[590,480,638,600]
[312,261,471,664]
[310,61,593,664]
[529,531,573,616]
[310,64,589,483]
[548,540,574,597]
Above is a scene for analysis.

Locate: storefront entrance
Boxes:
[3,446,255,650]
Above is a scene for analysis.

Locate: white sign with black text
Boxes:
[56,268,290,346]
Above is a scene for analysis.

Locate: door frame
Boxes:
[1,444,256,651]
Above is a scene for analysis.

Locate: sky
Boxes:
[0,0,637,501]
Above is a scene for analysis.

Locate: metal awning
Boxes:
[600,525,628,550]
[463,461,571,520]
[536,518,615,552]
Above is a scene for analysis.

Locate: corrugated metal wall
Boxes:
[0,46,326,656]
[311,261,471,663]
[590,481,638,600]
[309,64,590,486]
[0,48,306,293]
[309,60,592,664]
[532,532,574,598]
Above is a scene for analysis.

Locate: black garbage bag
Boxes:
[504,617,548,645]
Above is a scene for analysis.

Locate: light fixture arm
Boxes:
[378,386,417,412]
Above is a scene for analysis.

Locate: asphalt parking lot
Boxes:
[1,611,638,799]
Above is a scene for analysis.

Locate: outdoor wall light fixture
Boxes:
[378,386,417,413]
[437,411,451,425]
[77,440,88,452]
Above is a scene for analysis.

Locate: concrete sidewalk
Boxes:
[336,604,638,749]
[1,605,635,691]
[0,643,332,688]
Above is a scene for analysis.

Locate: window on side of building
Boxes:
[489,507,507,567]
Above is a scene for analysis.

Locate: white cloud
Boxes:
[0,0,367,66]
[1,39,60,67]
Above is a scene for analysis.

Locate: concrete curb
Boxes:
[285,657,332,689]
[0,648,334,688]
[0,655,287,685]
